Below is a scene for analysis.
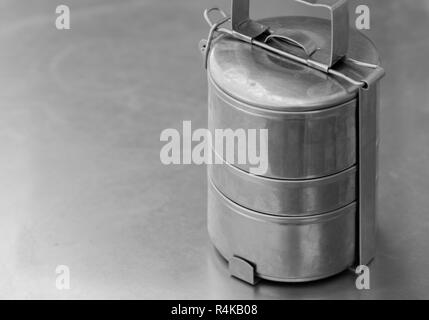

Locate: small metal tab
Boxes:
[229,256,259,285]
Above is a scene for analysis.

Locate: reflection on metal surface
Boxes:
[210,157,356,216]
[209,76,358,179]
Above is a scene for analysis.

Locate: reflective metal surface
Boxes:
[209,156,356,216]
[208,181,356,282]
[209,80,357,179]
[0,0,429,299]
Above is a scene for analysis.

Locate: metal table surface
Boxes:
[0,0,428,299]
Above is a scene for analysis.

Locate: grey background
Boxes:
[0,0,428,299]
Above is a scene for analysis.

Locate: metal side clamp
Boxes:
[357,70,384,266]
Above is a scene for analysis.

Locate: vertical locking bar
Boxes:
[357,68,384,266]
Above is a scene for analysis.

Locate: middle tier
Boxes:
[209,155,356,216]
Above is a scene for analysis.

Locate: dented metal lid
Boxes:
[208,16,381,111]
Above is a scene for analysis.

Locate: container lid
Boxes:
[208,16,380,112]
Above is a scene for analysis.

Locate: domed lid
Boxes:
[208,16,381,111]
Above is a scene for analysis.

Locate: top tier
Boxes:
[208,16,380,111]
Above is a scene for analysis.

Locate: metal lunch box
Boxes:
[200,0,385,284]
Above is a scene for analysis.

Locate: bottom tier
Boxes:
[208,180,356,283]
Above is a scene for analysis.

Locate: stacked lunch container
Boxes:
[201,0,385,284]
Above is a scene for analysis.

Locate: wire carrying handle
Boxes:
[204,7,229,27]
[199,8,231,69]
